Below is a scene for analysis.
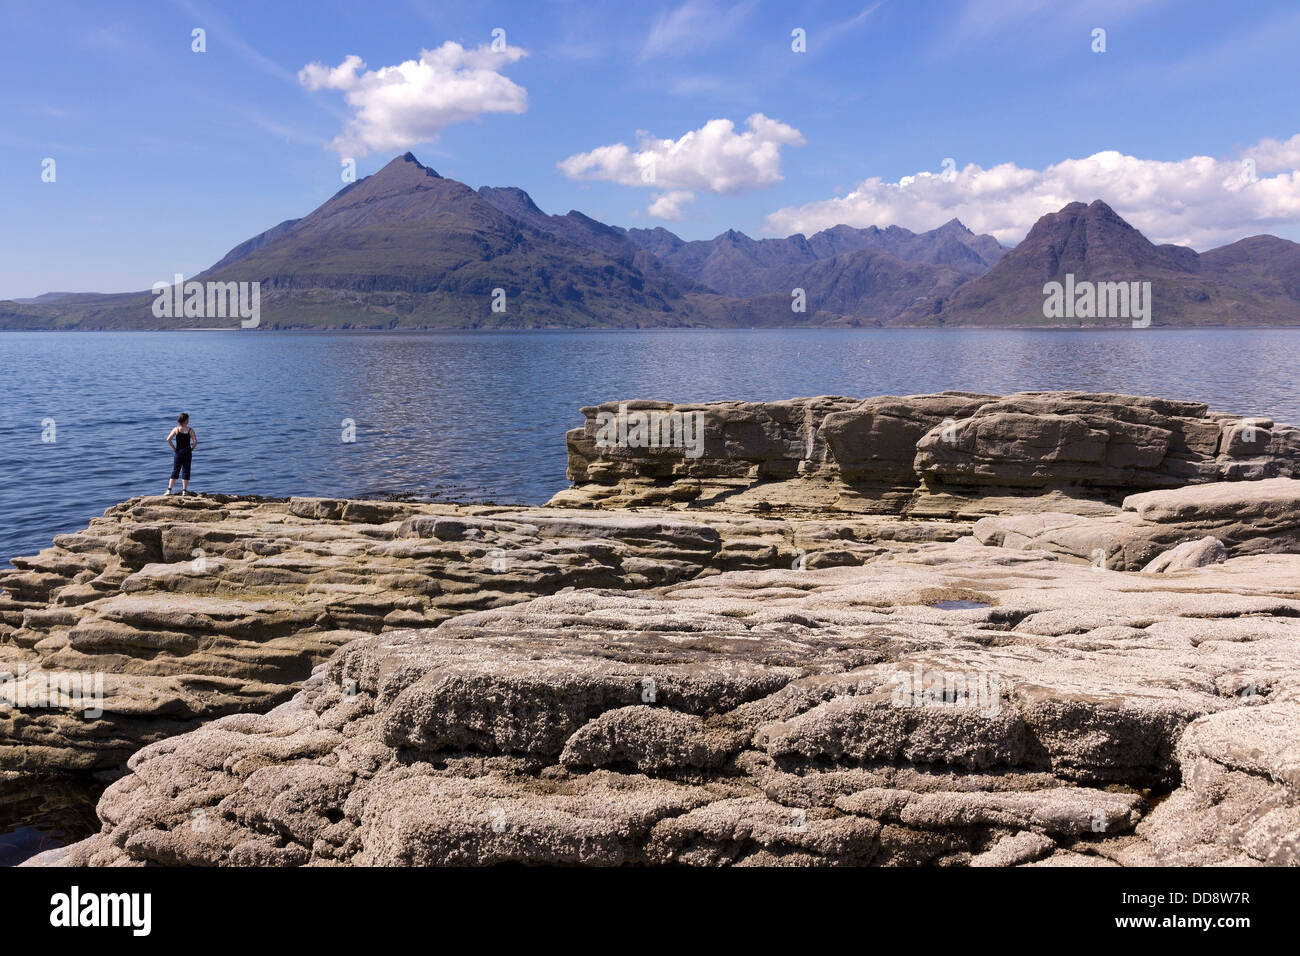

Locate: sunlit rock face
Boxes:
[555,391,1300,516]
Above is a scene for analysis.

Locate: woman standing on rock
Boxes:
[166,413,197,496]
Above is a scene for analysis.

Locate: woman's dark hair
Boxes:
[177,413,189,424]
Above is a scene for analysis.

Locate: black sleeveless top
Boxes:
[175,428,191,453]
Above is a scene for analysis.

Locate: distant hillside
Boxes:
[2,158,1298,330]
[8,291,86,304]
[616,220,1000,324]
[0,155,844,330]
[624,218,1005,295]
[904,200,1300,327]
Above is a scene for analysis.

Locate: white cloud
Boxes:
[763,135,1300,249]
[647,190,696,220]
[298,42,528,156]
[1248,134,1300,172]
[558,114,804,218]
[559,114,803,193]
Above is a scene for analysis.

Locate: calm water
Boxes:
[2,328,1299,564]
[0,777,105,867]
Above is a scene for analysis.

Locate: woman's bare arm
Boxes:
[189,427,197,449]
[167,427,177,451]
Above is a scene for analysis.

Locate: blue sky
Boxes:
[3,0,1299,298]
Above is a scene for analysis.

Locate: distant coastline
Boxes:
[5,323,1300,333]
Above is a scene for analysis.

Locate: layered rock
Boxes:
[30,542,1300,867]
[972,477,1300,569]
[0,494,958,774]
[1142,537,1227,573]
[554,392,1300,516]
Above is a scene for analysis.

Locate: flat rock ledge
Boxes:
[973,477,1300,570]
[4,390,1299,866]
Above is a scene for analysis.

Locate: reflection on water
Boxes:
[0,775,106,866]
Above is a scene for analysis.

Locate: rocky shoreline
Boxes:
[3,391,1298,866]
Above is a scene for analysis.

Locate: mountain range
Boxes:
[2,152,1298,330]
[901,200,1300,327]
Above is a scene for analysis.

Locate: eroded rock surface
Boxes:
[30,543,1300,867]
[0,494,957,773]
[554,392,1299,516]
[1143,537,1227,573]
[973,477,1300,569]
